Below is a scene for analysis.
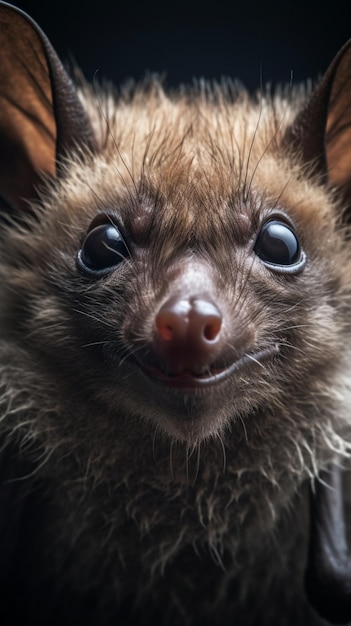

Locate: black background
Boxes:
[12,1,350,92]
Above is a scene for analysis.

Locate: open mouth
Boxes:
[141,345,280,389]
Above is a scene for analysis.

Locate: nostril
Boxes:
[155,298,192,343]
[156,317,177,341]
[192,299,222,343]
[203,317,222,341]
[162,324,174,341]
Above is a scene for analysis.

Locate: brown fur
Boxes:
[1,3,351,625]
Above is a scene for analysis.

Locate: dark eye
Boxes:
[77,223,129,275]
[254,220,305,272]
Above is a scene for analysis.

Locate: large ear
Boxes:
[285,40,351,213]
[305,464,351,624]
[0,2,96,212]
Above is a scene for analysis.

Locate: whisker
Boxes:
[244,353,266,369]
[185,444,190,487]
[238,415,249,443]
[169,440,175,480]
[103,218,134,263]
[81,340,114,349]
[192,442,202,486]
[72,307,115,328]
[243,81,264,201]
[244,73,292,199]
[246,77,295,197]
[215,433,227,474]
[152,425,161,464]
[92,76,139,204]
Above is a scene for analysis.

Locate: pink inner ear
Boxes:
[283,40,351,213]
[0,2,95,212]
[0,3,57,209]
[325,41,351,194]
[13,87,57,178]
[0,105,56,210]
[327,133,351,190]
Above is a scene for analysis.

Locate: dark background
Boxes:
[12,1,350,91]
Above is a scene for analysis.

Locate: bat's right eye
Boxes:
[254,219,306,274]
[77,223,130,276]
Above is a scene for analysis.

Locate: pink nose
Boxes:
[154,296,223,375]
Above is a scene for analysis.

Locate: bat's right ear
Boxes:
[284,40,351,219]
[0,2,96,214]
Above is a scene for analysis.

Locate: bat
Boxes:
[1,2,351,624]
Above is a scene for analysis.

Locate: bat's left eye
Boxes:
[77,223,129,276]
[254,219,306,272]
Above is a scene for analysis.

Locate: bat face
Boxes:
[1,3,351,625]
[0,72,346,447]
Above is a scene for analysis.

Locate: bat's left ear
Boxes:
[285,40,351,214]
[0,2,96,212]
